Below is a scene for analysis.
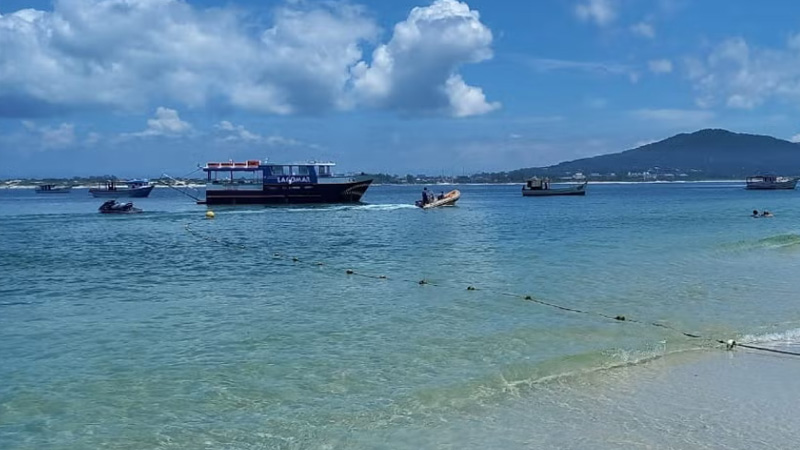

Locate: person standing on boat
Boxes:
[422,187,430,205]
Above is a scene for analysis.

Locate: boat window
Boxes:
[270,166,287,176]
[318,166,331,177]
[292,166,310,176]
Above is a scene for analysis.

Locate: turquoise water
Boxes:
[1,183,799,448]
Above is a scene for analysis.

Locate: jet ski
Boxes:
[98,200,143,214]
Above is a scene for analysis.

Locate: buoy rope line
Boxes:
[185,219,800,358]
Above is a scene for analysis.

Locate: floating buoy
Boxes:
[205,210,215,219]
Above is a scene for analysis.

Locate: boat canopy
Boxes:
[203,160,336,178]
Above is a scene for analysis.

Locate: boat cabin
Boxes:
[203,160,337,186]
[525,177,551,190]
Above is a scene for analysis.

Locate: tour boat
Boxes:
[200,160,372,205]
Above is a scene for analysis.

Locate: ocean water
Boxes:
[1,182,799,449]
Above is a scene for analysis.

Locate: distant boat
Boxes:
[745,175,798,190]
[416,190,461,209]
[89,179,154,198]
[522,178,587,196]
[35,184,72,194]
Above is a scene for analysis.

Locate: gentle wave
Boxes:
[721,233,800,251]
[741,327,800,345]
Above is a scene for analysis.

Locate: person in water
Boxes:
[752,210,759,217]
[761,210,774,217]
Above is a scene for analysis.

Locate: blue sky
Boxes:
[2,0,800,178]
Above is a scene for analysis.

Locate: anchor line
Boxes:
[160,172,202,202]
[184,219,800,358]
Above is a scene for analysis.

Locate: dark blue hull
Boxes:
[201,180,372,205]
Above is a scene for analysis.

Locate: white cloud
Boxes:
[631,22,655,39]
[124,107,192,138]
[213,120,317,149]
[525,57,641,84]
[687,35,800,110]
[575,0,617,26]
[0,0,496,118]
[21,121,76,149]
[585,97,608,108]
[351,0,499,117]
[215,121,261,143]
[632,108,715,126]
[648,59,673,74]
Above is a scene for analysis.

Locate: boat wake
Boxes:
[286,204,417,213]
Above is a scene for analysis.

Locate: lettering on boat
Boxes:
[276,176,311,184]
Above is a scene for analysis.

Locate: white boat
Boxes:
[522,178,587,196]
[89,179,154,198]
[745,175,798,190]
[35,184,72,194]
[416,190,461,209]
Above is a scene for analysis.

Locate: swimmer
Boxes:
[761,210,774,218]
[752,210,759,218]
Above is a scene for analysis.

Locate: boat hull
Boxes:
[90,185,154,198]
[201,179,373,205]
[522,183,587,196]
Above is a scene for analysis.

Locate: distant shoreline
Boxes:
[1,180,747,189]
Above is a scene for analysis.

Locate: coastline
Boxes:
[1,180,747,189]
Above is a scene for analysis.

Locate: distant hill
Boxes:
[481,129,800,182]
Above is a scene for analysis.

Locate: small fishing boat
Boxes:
[522,178,587,197]
[98,200,142,214]
[89,179,154,198]
[745,175,798,190]
[35,184,72,194]
[416,190,461,209]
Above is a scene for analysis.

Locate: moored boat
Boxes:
[415,190,461,209]
[522,178,587,196]
[200,160,372,205]
[745,175,798,190]
[35,184,72,194]
[89,179,154,198]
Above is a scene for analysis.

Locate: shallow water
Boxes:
[1,183,799,448]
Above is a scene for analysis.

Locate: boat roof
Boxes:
[203,160,336,171]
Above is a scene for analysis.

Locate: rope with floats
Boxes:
[184,217,800,358]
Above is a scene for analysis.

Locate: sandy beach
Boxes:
[373,347,800,450]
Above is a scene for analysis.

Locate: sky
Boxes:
[2,0,800,178]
